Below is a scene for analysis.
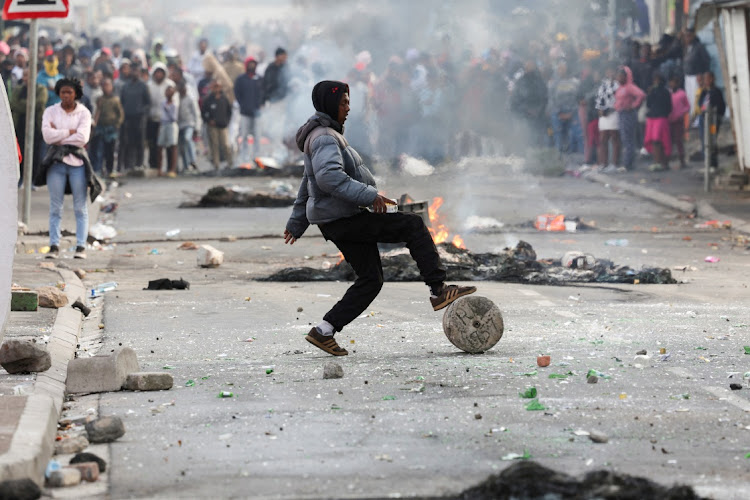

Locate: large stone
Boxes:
[70,451,107,472]
[197,244,224,268]
[0,338,51,373]
[67,462,99,482]
[66,347,139,394]
[46,468,81,487]
[54,434,89,455]
[37,286,69,308]
[85,416,125,443]
[123,372,173,391]
[0,478,41,500]
[10,290,38,311]
[323,362,344,379]
[442,295,504,354]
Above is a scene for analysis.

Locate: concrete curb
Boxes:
[583,172,697,214]
[584,172,750,236]
[0,268,85,486]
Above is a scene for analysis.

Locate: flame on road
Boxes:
[428,197,466,249]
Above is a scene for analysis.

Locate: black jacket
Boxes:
[699,86,726,118]
[511,70,548,117]
[646,84,672,119]
[234,73,264,117]
[684,39,711,76]
[120,78,151,118]
[202,92,232,128]
[34,145,103,202]
[262,62,289,103]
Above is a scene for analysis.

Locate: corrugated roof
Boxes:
[695,0,750,31]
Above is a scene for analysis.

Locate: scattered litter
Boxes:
[89,222,117,241]
[90,282,117,297]
[704,256,720,263]
[464,215,504,232]
[178,241,199,250]
[588,431,609,444]
[658,353,671,362]
[636,349,647,355]
[515,370,538,377]
[669,393,690,400]
[587,375,598,384]
[525,399,546,411]
[165,229,181,238]
[534,214,565,232]
[374,454,393,462]
[218,433,232,441]
[197,245,224,268]
[501,450,531,461]
[217,391,233,398]
[548,373,570,379]
[382,395,396,401]
[659,347,668,354]
[185,380,195,387]
[573,430,590,436]
[604,239,629,246]
[744,346,750,355]
[586,369,610,380]
[519,387,537,399]
[537,355,550,367]
[145,278,190,290]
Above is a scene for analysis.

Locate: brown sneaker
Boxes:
[305,327,349,356]
[430,284,477,311]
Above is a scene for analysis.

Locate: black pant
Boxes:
[120,115,145,170]
[318,211,446,332]
[146,119,160,169]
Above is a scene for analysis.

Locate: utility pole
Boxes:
[22,18,38,225]
[609,0,618,61]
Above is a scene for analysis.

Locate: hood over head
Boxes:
[295,112,343,152]
[150,61,167,76]
[311,80,348,124]
[620,65,634,85]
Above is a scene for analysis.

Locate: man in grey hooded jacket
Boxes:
[284,80,476,356]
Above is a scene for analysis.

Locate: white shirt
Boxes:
[41,102,92,166]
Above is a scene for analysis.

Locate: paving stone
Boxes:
[197,244,224,268]
[70,451,107,472]
[66,347,139,394]
[54,434,89,455]
[123,372,174,391]
[0,338,51,373]
[10,290,38,311]
[37,286,69,308]
[46,468,81,487]
[323,362,344,379]
[85,415,125,443]
[0,478,41,500]
[67,461,99,482]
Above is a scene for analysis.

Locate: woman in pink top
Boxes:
[668,75,691,170]
[614,66,646,170]
[36,78,94,260]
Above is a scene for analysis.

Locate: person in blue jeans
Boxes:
[35,78,100,260]
[547,62,583,154]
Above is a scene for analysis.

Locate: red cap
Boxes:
[44,48,54,57]
[101,47,112,56]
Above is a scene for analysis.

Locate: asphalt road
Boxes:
[51,159,750,499]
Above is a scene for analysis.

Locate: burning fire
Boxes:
[428,197,466,249]
[336,252,345,264]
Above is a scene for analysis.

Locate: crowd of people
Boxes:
[2,14,728,185]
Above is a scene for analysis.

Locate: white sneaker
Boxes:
[74,246,87,259]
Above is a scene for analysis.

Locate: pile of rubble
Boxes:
[261,241,677,285]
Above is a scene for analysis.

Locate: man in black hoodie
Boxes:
[284,80,476,356]
[698,71,726,168]
[119,64,150,170]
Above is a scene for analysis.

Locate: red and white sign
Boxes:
[2,0,69,20]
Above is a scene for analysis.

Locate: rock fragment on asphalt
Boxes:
[74,268,87,279]
[67,462,99,482]
[46,468,81,487]
[0,478,41,500]
[197,244,224,268]
[0,338,51,373]
[588,430,609,443]
[85,416,125,443]
[70,452,107,472]
[730,383,743,390]
[587,375,598,384]
[54,435,89,455]
[37,286,69,308]
[323,362,344,379]
[123,372,174,391]
[66,347,139,394]
[636,349,647,355]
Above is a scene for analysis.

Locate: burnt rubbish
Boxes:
[260,241,677,285]
[180,186,295,208]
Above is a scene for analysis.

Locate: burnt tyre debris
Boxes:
[180,186,295,208]
[260,241,678,285]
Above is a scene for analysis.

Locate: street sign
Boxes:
[2,0,69,20]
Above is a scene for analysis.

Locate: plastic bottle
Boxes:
[91,282,118,297]
[45,459,60,478]
[604,239,629,246]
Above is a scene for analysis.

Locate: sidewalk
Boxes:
[581,156,750,235]
[0,191,90,488]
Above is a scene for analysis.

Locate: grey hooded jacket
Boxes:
[285,112,378,239]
